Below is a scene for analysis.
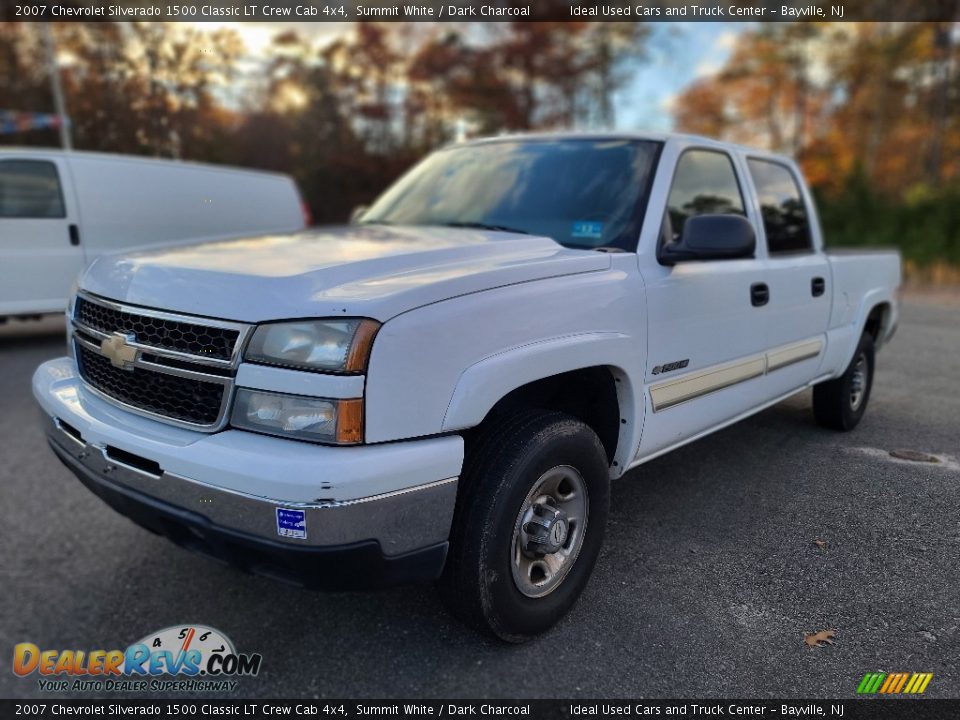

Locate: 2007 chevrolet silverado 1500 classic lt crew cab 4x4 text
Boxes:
[34,133,900,641]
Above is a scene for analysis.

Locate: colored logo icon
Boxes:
[857,672,933,695]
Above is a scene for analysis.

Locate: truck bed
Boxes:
[826,249,900,340]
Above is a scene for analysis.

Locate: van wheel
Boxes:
[813,333,875,431]
[439,410,610,642]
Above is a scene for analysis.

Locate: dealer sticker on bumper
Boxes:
[276,508,307,539]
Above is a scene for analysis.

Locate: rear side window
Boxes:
[0,160,66,218]
[747,159,812,254]
[664,150,745,242]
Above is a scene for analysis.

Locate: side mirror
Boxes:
[659,214,756,265]
[350,205,368,224]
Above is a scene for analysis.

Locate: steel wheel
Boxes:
[849,352,867,411]
[510,465,588,598]
[439,410,610,640]
[813,332,875,432]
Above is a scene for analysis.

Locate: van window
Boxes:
[664,150,745,242]
[0,160,66,218]
[747,159,812,254]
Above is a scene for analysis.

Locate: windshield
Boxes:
[359,139,662,251]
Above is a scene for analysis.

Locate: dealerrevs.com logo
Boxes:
[13,624,261,693]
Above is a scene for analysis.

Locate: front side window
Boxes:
[360,139,661,251]
[664,150,745,242]
[747,158,812,254]
[0,160,66,219]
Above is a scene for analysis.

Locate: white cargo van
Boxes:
[0,149,307,319]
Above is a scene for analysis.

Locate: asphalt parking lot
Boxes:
[1,297,958,700]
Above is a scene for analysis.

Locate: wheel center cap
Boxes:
[522,503,569,556]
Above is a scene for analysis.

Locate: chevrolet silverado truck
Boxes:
[34,133,900,641]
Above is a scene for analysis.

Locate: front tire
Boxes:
[813,332,875,431]
[439,410,610,642]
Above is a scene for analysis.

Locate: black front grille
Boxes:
[75,297,238,361]
[76,344,225,426]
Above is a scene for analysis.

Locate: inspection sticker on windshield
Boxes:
[276,508,307,539]
[572,221,603,239]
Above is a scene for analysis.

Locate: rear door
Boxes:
[637,146,772,459]
[0,156,84,315]
[745,157,831,397]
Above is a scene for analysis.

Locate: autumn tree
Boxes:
[674,22,959,197]
[0,23,63,147]
[673,21,960,269]
[1,21,652,221]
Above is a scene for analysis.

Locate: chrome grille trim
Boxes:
[72,332,233,386]
[71,293,253,431]
[74,291,252,369]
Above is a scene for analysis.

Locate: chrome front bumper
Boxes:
[45,415,458,557]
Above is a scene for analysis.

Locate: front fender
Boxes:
[442,332,642,473]
[362,260,645,451]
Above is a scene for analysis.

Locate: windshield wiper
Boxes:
[437,221,533,235]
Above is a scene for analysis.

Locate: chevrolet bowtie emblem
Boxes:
[101,333,138,370]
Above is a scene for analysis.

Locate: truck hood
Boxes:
[79,225,611,322]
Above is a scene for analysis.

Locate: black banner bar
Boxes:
[2,700,960,719]
[2,0,960,23]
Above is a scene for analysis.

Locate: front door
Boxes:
[637,148,772,459]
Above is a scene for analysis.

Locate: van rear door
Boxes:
[0,156,85,316]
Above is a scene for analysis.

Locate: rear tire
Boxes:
[813,332,875,431]
[439,410,610,642]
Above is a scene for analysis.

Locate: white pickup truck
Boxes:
[34,133,900,641]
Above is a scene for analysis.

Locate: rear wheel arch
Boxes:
[830,300,892,380]
[863,302,891,344]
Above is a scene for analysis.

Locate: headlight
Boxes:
[244,319,379,373]
[231,389,363,444]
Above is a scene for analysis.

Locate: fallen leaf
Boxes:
[805,630,835,648]
[814,539,828,549]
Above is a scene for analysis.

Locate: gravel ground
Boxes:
[1,298,958,699]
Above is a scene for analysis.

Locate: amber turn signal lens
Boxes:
[336,398,364,444]
[345,320,380,373]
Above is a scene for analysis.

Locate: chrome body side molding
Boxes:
[650,337,824,412]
